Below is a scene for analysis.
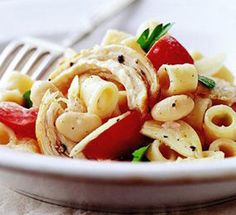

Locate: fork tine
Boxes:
[21,49,48,75]
[31,54,61,80]
[4,44,34,75]
[0,41,23,74]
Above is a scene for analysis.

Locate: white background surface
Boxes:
[1,0,236,69]
[0,0,236,214]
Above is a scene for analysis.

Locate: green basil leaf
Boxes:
[198,75,216,89]
[150,23,173,49]
[23,90,33,108]
[137,22,173,52]
[132,144,150,162]
[137,28,150,51]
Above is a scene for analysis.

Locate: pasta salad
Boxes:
[0,20,235,162]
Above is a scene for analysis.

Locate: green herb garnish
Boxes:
[137,23,173,52]
[198,75,216,89]
[132,145,150,162]
[23,90,33,108]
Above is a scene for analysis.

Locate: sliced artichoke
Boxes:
[197,78,236,105]
[141,120,202,158]
[49,45,159,114]
[36,91,76,156]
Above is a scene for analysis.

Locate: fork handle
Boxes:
[61,0,137,48]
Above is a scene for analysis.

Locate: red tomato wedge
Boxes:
[81,110,144,160]
[0,102,38,139]
[147,35,194,71]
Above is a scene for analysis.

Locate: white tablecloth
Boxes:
[0,0,236,214]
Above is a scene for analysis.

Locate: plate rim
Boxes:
[0,148,236,185]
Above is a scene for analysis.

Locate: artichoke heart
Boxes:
[49,45,159,114]
[36,91,76,156]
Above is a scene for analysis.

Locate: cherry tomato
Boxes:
[0,102,38,139]
[82,110,144,160]
[147,35,194,71]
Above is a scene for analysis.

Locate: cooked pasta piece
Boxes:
[184,97,212,130]
[176,151,224,162]
[191,51,203,61]
[121,37,146,55]
[195,54,225,76]
[80,75,119,119]
[203,105,236,142]
[1,71,33,94]
[111,90,128,117]
[0,122,16,144]
[30,81,58,107]
[195,53,234,83]
[151,95,194,122]
[101,30,131,46]
[8,138,40,154]
[202,151,225,159]
[213,66,234,84]
[158,64,198,96]
[55,112,102,142]
[102,29,145,55]
[146,140,179,162]
[0,89,24,105]
[68,75,80,99]
[67,76,86,112]
[209,138,236,157]
[118,90,128,112]
[141,120,202,158]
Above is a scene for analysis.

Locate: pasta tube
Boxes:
[184,97,212,130]
[0,122,15,145]
[8,138,40,154]
[1,71,33,94]
[121,37,146,55]
[209,138,236,157]
[67,76,86,112]
[101,30,131,46]
[0,89,24,105]
[176,151,224,162]
[146,140,179,162]
[158,64,198,96]
[80,75,119,119]
[202,151,225,159]
[203,105,236,142]
[191,51,203,61]
[30,81,58,107]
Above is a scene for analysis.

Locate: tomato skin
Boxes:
[0,102,38,139]
[82,110,144,160]
[147,35,194,71]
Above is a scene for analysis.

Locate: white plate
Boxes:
[0,14,236,211]
[1,148,236,213]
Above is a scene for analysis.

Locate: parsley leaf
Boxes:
[198,75,216,89]
[23,90,33,108]
[132,144,150,162]
[137,23,173,52]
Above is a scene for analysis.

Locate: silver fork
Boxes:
[0,0,136,80]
